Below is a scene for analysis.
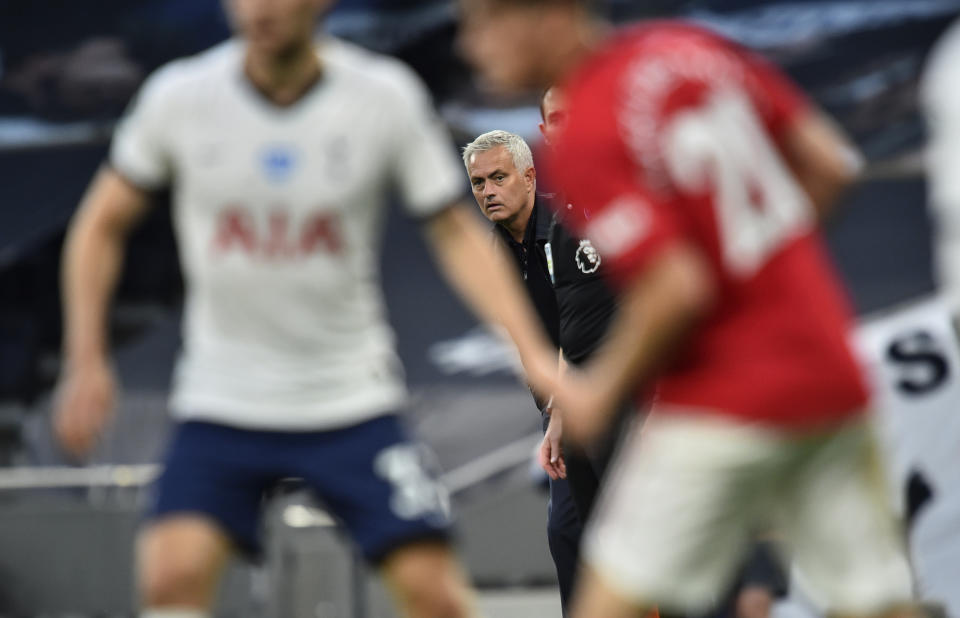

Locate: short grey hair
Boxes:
[462,130,534,174]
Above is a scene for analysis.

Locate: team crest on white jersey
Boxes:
[576,239,601,274]
[261,145,298,183]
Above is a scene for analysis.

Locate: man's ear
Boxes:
[525,165,537,191]
[538,122,548,140]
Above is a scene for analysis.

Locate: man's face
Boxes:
[227,0,330,58]
[538,86,569,146]
[467,146,536,226]
[458,0,560,92]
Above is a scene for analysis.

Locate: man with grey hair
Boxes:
[462,130,537,241]
[462,129,534,167]
[462,129,556,364]
[464,129,589,610]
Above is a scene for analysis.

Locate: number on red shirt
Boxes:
[662,89,814,277]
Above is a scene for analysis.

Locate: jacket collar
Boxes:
[492,197,552,247]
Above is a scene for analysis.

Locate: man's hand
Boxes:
[53,360,117,459]
[538,406,566,480]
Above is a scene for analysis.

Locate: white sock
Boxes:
[140,609,210,618]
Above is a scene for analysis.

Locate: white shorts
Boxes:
[584,409,914,615]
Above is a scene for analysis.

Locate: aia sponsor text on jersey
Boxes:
[211,205,343,259]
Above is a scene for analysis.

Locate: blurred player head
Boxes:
[463,130,536,229]
[226,0,331,59]
[458,0,595,92]
[538,85,568,146]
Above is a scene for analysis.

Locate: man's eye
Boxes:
[496,175,505,182]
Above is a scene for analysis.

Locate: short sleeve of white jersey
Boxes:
[385,69,465,218]
[110,67,175,189]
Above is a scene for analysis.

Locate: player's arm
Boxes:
[422,203,560,397]
[743,47,863,220]
[556,242,715,444]
[55,167,153,457]
[780,110,863,220]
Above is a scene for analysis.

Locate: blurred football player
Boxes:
[54,0,558,617]
[542,84,787,618]
[459,1,919,617]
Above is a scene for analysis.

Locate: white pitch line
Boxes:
[440,432,540,495]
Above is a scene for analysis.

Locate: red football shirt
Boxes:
[549,22,869,429]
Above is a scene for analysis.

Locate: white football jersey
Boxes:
[110,38,465,430]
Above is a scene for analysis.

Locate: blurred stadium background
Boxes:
[2,0,960,616]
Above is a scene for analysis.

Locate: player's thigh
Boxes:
[296,414,453,565]
[777,420,913,615]
[137,514,233,604]
[583,411,778,615]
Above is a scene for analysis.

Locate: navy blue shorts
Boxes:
[151,414,452,563]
